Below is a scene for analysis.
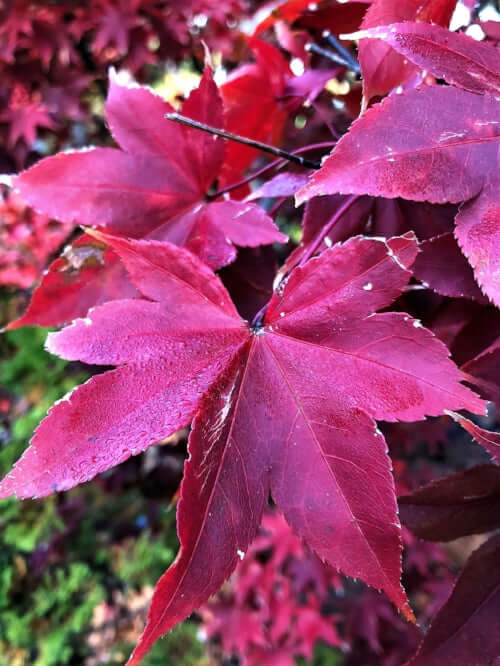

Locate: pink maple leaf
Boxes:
[10,68,286,327]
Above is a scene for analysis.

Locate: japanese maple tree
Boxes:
[1,0,500,664]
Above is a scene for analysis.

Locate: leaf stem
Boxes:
[305,43,352,69]
[164,113,322,169]
[251,302,269,329]
[210,141,336,199]
[299,194,361,266]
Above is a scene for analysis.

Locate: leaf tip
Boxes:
[294,190,308,207]
[44,330,59,356]
[401,601,417,625]
[81,226,106,243]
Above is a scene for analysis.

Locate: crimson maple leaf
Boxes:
[0,228,484,663]
[219,38,292,185]
[10,68,285,327]
[252,0,313,36]
[204,509,342,665]
[0,0,33,62]
[399,464,500,542]
[462,335,500,409]
[281,193,484,303]
[91,0,142,55]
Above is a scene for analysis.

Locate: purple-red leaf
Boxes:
[14,146,200,236]
[399,464,500,541]
[462,336,500,408]
[282,194,373,273]
[0,238,248,498]
[246,172,310,200]
[405,534,500,666]
[220,39,290,183]
[297,86,500,206]
[296,86,500,307]
[128,345,267,664]
[413,232,485,301]
[0,359,230,499]
[7,234,138,330]
[354,21,500,96]
[105,70,224,195]
[146,199,286,271]
[10,70,284,327]
[455,178,500,307]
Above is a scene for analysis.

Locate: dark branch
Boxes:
[322,30,361,74]
[305,43,352,69]
[164,113,321,169]
[299,194,361,265]
[210,141,336,198]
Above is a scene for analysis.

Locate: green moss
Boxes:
[2,496,63,551]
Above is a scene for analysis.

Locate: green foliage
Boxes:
[2,496,62,551]
[1,561,104,666]
[114,527,175,588]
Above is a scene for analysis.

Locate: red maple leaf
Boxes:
[219,38,292,185]
[0,228,484,663]
[297,0,371,41]
[91,0,142,55]
[10,68,285,327]
[447,412,500,464]
[203,510,342,663]
[0,0,33,62]
[462,336,500,409]
[253,0,312,34]
[281,193,479,304]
